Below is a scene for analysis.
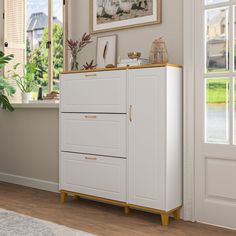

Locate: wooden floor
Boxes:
[0,182,235,236]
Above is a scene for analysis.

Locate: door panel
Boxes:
[195,0,236,229]
[128,68,166,210]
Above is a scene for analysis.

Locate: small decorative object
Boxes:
[149,37,168,64]
[96,35,117,68]
[44,91,60,100]
[118,58,149,67]
[105,64,116,68]
[91,0,162,33]
[128,52,142,60]
[82,60,97,70]
[66,33,92,71]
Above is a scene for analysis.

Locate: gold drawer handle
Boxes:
[84,74,97,77]
[85,115,97,119]
[85,157,97,161]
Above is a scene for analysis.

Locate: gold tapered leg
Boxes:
[124,206,130,215]
[173,208,180,220]
[161,213,169,226]
[60,192,68,203]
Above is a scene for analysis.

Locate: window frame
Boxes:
[41,0,69,93]
[3,0,69,99]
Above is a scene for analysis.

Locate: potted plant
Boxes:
[66,33,92,71]
[0,51,16,112]
[11,63,38,103]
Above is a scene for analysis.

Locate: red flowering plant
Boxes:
[66,33,92,71]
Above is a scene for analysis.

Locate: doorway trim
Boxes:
[183,0,196,222]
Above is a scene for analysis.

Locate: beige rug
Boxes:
[0,208,95,236]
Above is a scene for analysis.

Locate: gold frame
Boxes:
[90,0,162,34]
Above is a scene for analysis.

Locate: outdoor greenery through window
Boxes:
[204,0,236,144]
[26,0,64,98]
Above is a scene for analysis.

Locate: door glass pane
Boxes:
[53,0,63,92]
[27,0,49,98]
[205,0,229,5]
[206,78,229,144]
[206,8,229,73]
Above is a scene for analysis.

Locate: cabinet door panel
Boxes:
[60,70,126,113]
[61,113,126,157]
[60,152,126,202]
[128,68,166,210]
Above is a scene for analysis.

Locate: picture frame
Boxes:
[96,34,118,68]
[90,0,162,34]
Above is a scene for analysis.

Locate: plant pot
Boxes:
[22,93,32,103]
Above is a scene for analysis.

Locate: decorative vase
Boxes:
[22,93,32,103]
[70,50,79,71]
[149,37,168,64]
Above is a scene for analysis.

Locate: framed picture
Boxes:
[90,0,162,33]
[96,35,117,68]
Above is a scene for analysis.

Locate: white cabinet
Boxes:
[128,68,166,210]
[60,70,126,113]
[59,65,182,226]
[128,67,182,212]
[60,152,126,202]
[61,113,126,157]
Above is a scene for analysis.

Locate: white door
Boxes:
[195,0,236,229]
[128,68,166,210]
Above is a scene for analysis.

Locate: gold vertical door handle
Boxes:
[129,105,133,122]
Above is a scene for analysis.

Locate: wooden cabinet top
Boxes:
[62,63,182,75]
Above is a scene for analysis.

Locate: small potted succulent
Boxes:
[11,63,38,103]
[66,33,92,71]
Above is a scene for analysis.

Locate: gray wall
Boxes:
[0,0,183,190]
[70,0,183,66]
[0,109,59,183]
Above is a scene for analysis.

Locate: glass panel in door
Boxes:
[205,78,230,144]
[206,8,229,73]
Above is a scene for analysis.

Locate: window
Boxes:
[204,0,236,145]
[4,0,68,102]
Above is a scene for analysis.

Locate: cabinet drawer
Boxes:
[60,152,126,202]
[60,113,126,157]
[60,70,126,113]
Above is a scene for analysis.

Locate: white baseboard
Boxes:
[0,172,59,193]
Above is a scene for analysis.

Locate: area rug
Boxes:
[0,208,95,236]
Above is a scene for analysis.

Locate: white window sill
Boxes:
[12,101,59,109]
